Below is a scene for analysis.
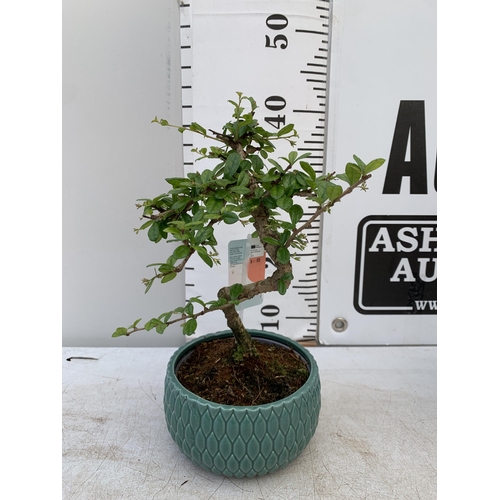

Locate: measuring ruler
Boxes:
[177,0,437,345]
[178,0,333,342]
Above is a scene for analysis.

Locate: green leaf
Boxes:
[295,171,310,188]
[229,186,252,195]
[156,323,168,334]
[277,246,290,265]
[161,272,177,284]
[207,297,227,309]
[296,152,312,162]
[260,171,281,183]
[195,226,214,245]
[222,211,239,224]
[189,122,207,136]
[158,312,173,323]
[327,184,343,202]
[158,264,174,274]
[164,226,183,240]
[182,318,197,336]
[138,219,154,232]
[365,158,386,174]
[346,163,362,185]
[146,262,164,267]
[262,236,281,246]
[250,154,264,171]
[261,196,277,210]
[353,154,366,171]
[166,177,187,188]
[215,180,233,189]
[184,302,194,316]
[203,214,222,223]
[143,206,154,217]
[128,318,142,329]
[287,151,298,164]
[277,123,295,137]
[279,229,291,246]
[229,283,244,301]
[289,204,304,226]
[144,278,155,294]
[144,318,161,331]
[172,245,192,260]
[237,170,249,187]
[299,161,316,180]
[253,187,265,199]
[112,327,128,338]
[278,279,287,295]
[281,272,294,282]
[224,152,241,179]
[192,207,205,223]
[280,222,295,231]
[166,255,177,267]
[336,173,350,184]
[270,184,285,200]
[205,197,224,214]
[147,223,160,242]
[247,95,257,111]
[171,197,190,212]
[281,173,297,196]
[194,246,213,267]
[188,296,206,307]
[201,168,214,184]
[152,117,168,126]
[215,189,229,200]
[276,196,293,211]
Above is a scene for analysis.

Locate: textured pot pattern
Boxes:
[163,330,321,477]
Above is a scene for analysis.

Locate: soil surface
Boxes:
[176,337,310,406]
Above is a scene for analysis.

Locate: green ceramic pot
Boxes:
[163,329,321,477]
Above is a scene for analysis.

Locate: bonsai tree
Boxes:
[113,93,385,359]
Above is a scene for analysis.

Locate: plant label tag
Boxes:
[228,237,265,310]
[240,237,265,309]
[228,239,246,286]
[246,237,266,283]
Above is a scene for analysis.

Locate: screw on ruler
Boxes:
[177,1,333,342]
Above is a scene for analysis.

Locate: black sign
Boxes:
[354,215,437,315]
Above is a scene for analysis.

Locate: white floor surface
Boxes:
[62,346,436,499]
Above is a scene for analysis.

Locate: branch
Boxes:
[284,174,372,248]
[218,272,282,304]
[118,254,293,340]
[127,301,235,335]
[122,273,280,337]
[152,117,228,145]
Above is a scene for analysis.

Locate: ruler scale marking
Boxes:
[179,1,333,342]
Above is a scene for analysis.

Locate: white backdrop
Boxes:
[63,0,436,347]
[319,0,436,344]
[178,0,436,345]
[63,0,185,347]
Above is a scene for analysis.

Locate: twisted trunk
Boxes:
[218,301,256,358]
[219,203,293,358]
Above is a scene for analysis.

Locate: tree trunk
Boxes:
[217,200,294,359]
[219,300,256,359]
